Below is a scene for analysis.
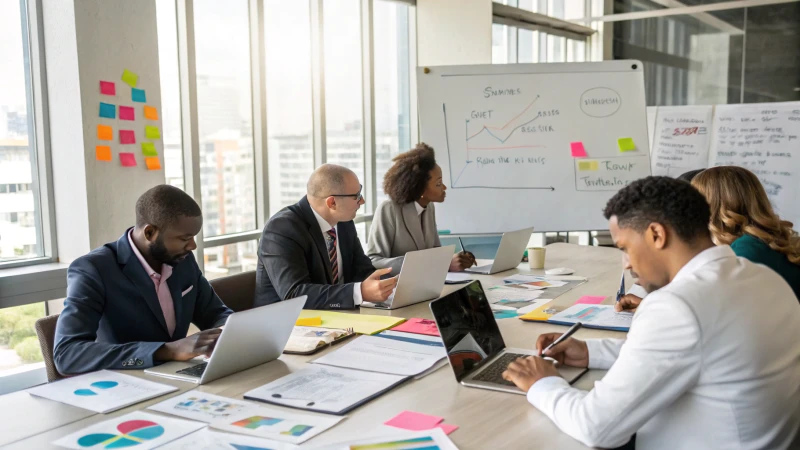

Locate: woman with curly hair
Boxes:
[367,143,475,275]
[690,166,800,300]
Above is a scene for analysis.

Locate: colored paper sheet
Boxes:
[132,88,146,103]
[570,142,587,158]
[391,318,440,337]
[98,102,116,119]
[141,142,158,156]
[121,69,138,88]
[618,137,636,152]
[145,156,161,171]
[385,411,444,431]
[119,130,136,144]
[144,105,159,120]
[99,81,116,95]
[119,105,135,121]
[145,125,161,140]
[296,317,322,326]
[578,161,599,171]
[95,146,112,161]
[119,152,136,167]
[97,124,113,141]
[296,310,405,335]
[576,295,606,305]
[437,424,459,435]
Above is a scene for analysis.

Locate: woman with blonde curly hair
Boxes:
[367,143,475,275]
[692,166,800,300]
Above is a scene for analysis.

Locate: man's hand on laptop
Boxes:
[154,328,223,361]
[535,332,589,368]
[361,268,398,303]
[502,356,560,392]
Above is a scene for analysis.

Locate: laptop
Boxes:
[464,227,534,275]
[145,296,306,384]
[361,245,455,310]
[429,281,586,394]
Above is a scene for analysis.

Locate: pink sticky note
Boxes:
[576,295,606,305]
[570,142,587,158]
[437,424,459,435]
[385,411,444,431]
[119,152,137,167]
[119,106,135,121]
[391,318,440,337]
[100,81,116,96]
[119,130,136,144]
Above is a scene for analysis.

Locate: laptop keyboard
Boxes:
[176,362,207,378]
[471,353,528,386]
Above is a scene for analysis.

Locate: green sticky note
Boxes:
[141,142,158,156]
[145,125,161,140]
[618,138,636,152]
[121,69,138,88]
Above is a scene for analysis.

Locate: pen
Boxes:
[458,237,476,267]
[542,322,583,356]
[616,270,625,303]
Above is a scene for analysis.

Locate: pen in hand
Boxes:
[458,237,477,267]
[541,322,583,356]
[616,270,625,304]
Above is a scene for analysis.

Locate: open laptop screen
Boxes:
[430,281,506,382]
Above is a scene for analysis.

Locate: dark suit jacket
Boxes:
[54,229,232,375]
[255,196,375,309]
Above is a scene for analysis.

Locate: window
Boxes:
[204,240,259,280]
[374,0,412,206]
[156,0,184,190]
[0,302,47,384]
[265,0,315,215]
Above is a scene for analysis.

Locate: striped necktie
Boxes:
[326,228,339,284]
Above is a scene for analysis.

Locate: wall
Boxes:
[416,0,493,66]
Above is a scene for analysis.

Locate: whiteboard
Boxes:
[709,102,800,227]
[650,105,713,177]
[417,61,652,233]
[646,106,658,151]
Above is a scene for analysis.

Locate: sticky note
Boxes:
[131,88,146,103]
[119,130,136,144]
[618,138,636,152]
[95,146,112,161]
[100,81,116,95]
[145,156,161,171]
[118,106,135,121]
[97,125,113,141]
[578,161,599,171]
[121,69,138,88]
[143,105,159,120]
[145,125,161,140]
[98,102,116,119]
[576,296,606,305]
[119,152,136,167]
[296,317,322,326]
[570,142,587,158]
[141,142,158,156]
[437,424,459,435]
[385,411,444,431]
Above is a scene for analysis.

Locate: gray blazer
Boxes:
[367,200,441,275]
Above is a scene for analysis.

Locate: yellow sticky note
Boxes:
[618,138,636,152]
[578,161,599,171]
[97,124,113,141]
[143,105,159,120]
[95,145,112,161]
[121,69,138,88]
[145,125,161,140]
[296,317,322,326]
[144,156,161,170]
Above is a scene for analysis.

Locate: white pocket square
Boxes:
[181,286,194,296]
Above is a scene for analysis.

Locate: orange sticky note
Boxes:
[95,146,112,161]
[143,105,159,120]
[97,124,113,141]
[145,156,161,171]
[296,317,322,326]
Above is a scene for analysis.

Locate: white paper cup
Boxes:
[528,247,546,269]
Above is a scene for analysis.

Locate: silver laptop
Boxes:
[145,296,306,384]
[464,227,534,275]
[430,281,586,394]
[361,245,455,310]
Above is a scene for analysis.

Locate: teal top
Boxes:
[731,234,800,301]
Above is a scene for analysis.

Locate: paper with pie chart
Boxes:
[156,428,300,450]
[52,411,203,450]
[209,405,344,444]
[148,391,261,423]
[28,370,177,413]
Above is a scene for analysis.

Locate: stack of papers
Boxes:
[312,334,446,378]
[547,304,633,331]
[296,310,406,335]
[284,326,352,354]
[485,285,551,316]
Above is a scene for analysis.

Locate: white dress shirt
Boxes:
[311,208,363,306]
[527,246,800,449]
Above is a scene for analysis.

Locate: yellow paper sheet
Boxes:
[297,310,406,335]
[519,301,562,322]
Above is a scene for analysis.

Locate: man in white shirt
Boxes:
[254,164,398,309]
[502,176,800,449]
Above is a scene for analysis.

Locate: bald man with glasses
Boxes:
[255,164,398,310]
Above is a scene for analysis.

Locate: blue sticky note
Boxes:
[99,102,116,119]
[131,88,146,103]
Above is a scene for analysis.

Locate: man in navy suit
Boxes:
[54,185,232,375]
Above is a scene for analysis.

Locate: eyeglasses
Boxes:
[329,184,364,202]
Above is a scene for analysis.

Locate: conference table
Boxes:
[0,243,627,449]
